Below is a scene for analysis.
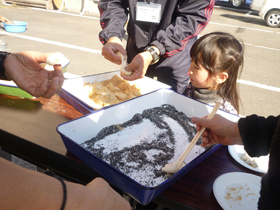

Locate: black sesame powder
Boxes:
[80,104,201,187]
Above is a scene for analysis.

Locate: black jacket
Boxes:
[98,0,214,93]
[238,115,280,209]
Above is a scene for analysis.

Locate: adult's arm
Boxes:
[98,0,129,44]
[151,0,215,57]
[123,0,215,81]
[98,0,215,56]
[3,51,64,99]
[0,157,130,210]
[238,114,280,157]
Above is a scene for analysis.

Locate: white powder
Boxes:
[92,115,205,187]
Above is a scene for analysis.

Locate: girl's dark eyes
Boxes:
[194,65,200,70]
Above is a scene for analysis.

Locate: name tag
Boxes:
[136,2,161,24]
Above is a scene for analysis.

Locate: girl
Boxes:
[184,32,244,115]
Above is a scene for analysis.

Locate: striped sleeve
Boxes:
[151,0,214,57]
[98,0,129,45]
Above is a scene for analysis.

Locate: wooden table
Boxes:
[0,94,264,210]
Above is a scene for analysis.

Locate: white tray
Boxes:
[60,70,171,111]
[57,89,240,205]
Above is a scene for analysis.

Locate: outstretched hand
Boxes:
[4,51,64,99]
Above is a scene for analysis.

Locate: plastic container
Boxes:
[0,80,33,98]
[3,21,28,33]
[0,40,7,51]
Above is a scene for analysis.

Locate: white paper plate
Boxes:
[213,172,261,210]
[228,145,269,173]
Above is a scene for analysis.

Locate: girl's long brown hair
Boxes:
[190,32,244,113]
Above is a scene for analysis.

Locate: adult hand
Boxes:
[4,51,64,99]
[0,157,130,210]
[102,37,126,65]
[121,51,152,81]
[86,177,131,210]
[191,114,243,147]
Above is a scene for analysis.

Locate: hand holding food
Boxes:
[4,51,64,98]
[116,52,132,76]
[101,37,126,65]
[40,52,69,71]
[120,52,152,81]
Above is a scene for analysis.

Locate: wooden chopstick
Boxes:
[175,101,222,171]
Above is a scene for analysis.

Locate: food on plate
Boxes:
[46,52,67,65]
[224,182,260,209]
[240,152,259,168]
[80,104,205,187]
[40,52,69,71]
[84,75,141,107]
[116,52,132,76]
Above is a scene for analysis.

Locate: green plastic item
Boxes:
[0,84,33,98]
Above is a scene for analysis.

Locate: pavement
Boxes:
[1,3,280,118]
[0,148,41,171]
[0,3,120,77]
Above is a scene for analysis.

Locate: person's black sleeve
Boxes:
[258,117,280,209]
[238,114,279,157]
[98,0,129,45]
[151,0,214,57]
[0,51,11,80]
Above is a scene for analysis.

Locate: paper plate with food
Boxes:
[228,145,269,173]
[213,172,261,210]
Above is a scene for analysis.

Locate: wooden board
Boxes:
[53,0,64,9]
[5,0,47,9]
[0,16,14,25]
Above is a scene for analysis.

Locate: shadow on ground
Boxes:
[220,14,268,28]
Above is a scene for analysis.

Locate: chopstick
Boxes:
[175,101,222,171]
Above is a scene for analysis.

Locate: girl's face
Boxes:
[188,61,213,89]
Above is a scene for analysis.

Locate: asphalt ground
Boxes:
[202,5,280,118]
[0,3,280,118]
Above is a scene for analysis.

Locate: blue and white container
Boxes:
[57,89,240,205]
[4,21,28,33]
